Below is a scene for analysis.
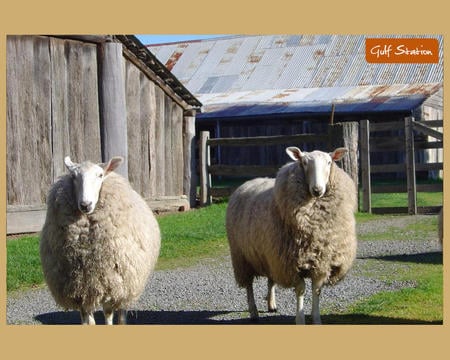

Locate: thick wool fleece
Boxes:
[40,171,160,313]
[226,161,357,289]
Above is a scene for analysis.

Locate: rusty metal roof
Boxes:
[148,35,443,118]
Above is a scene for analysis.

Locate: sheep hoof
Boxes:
[268,307,277,313]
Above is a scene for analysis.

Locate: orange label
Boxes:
[365,38,439,63]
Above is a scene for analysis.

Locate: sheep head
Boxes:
[286,147,347,198]
[64,156,124,214]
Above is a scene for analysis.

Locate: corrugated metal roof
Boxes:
[147,35,443,118]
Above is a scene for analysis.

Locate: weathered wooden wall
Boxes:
[7,35,195,234]
[7,36,102,207]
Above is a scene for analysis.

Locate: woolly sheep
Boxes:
[40,156,160,325]
[226,147,357,324]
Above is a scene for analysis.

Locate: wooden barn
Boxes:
[6,35,201,234]
[149,34,443,180]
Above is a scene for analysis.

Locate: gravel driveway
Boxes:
[6,215,442,325]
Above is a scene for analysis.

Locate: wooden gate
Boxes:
[360,117,443,214]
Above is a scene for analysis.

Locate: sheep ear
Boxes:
[101,156,124,175]
[330,148,348,161]
[286,147,303,161]
[64,156,78,172]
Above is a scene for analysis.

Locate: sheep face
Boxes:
[286,147,348,198]
[64,156,123,214]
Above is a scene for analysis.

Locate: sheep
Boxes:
[226,146,357,324]
[40,156,160,325]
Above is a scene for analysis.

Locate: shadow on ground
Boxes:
[34,310,442,325]
[359,251,442,265]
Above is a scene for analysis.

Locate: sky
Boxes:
[135,34,229,46]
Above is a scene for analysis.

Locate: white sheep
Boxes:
[226,147,357,324]
[40,156,160,325]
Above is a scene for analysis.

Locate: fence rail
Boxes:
[360,117,443,215]
[199,122,359,206]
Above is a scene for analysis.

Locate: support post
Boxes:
[183,109,197,208]
[199,131,212,206]
[405,116,417,215]
[360,119,371,213]
[98,41,128,179]
[328,122,359,203]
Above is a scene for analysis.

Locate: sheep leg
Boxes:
[266,278,277,312]
[311,278,323,325]
[103,306,114,325]
[246,282,259,321]
[294,278,306,325]
[80,310,96,325]
[117,309,127,324]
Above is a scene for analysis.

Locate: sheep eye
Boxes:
[98,173,104,178]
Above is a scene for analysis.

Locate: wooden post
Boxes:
[98,41,128,179]
[199,131,212,206]
[360,120,371,213]
[328,122,359,192]
[183,109,197,208]
[405,116,417,215]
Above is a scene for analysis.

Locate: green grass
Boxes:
[7,235,44,292]
[156,202,229,269]
[340,263,442,324]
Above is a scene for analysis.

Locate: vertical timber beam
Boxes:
[360,119,371,213]
[98,41,128,179]
[199,131,212,206]
[183,109,197,208]
[405,116,417,215]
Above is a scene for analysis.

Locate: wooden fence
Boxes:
[360,117,443,214]
[199,122,359,205]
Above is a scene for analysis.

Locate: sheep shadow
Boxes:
[359,251,442,265]
[34,310,442,325]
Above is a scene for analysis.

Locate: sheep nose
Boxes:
[311,186,323,197]
[79,201,92,213]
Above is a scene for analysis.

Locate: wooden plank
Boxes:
[146,196,190,215]
[98,42,128,178]
[371,206,441,215]
[154,87,166,197]
[7,207,47,234]
[208,134,328,147]
[141,73,157,198]
[370,137,404,151]
[164,94,174,196]
[420,120,443,127]
[405,117,417,214]
[417,183,443,192]
[412,120,443,140]
[369,121,404,132]
[414,141,443,150]
[360,120,371,213]
[183,110,197,208]
[372,184,407,193]
[172,104,184,195]
[7,35,52,206]
[199,131,212,206]
[54,38,101,166]
[371,163,405,173]
[210,187,237,198]
[125,60,142,194]
[415,163,443,171]
[209,165,279,178]
[371,207,409,215]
